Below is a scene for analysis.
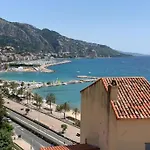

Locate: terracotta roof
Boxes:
[102,77,150,119]
[40,144,99,150]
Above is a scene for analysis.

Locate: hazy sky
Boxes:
[1,0,150,54]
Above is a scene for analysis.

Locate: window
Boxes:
[145,143,150,150]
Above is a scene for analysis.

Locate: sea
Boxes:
[0,56,150,109]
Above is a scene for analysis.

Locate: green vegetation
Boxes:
[0,94,13,150]
[0,18,130,57]
[17,88,24,96]
[46,93,56,114]
[56,102,70,119]
[61,124,67,134]
[34,93,43,109]
[25,108,30,115]
[72,108,80,119]
[25,91,32,104]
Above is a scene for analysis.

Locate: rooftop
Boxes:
[40,144,99,150]
[82,77,150,119]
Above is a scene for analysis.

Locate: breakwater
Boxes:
[29,77,97,90]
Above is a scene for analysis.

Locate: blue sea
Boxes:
[0,56,150,108]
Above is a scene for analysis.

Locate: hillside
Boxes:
[0,18,129,57]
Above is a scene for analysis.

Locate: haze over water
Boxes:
[0,56,150,108]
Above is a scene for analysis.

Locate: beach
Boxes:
[1,57,150,109]
[2,59,71,73]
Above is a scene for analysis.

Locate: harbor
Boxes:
[24,76,98,90]
[4,59,71,73]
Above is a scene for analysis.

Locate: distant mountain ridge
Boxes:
[0,18,129,57]
[121,51,149,56]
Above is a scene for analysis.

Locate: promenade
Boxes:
[4,98,80,143]
[13,138,31,150]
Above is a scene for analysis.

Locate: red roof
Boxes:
[102,77,150,119]
[40,144,99,150]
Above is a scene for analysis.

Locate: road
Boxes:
[7,109,73,145]
[12,122,52,150]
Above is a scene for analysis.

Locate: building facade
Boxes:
[80,77,150,150]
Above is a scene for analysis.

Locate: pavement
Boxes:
[4,98,80,143]
[8,109,73,145]
[13,139,31,150]
[12,121,52,150]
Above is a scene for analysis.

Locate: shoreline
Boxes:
[0,59,71,73]
[0,59,82,120]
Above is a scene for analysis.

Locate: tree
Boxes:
[10,82,18,95]
[0,94,5,124]
[0,94,13,150]
[55,105,63,112]
[46,93,56,114]
[2,88,9,97]
[60,102,70,119]
[21,81,24,87]
[10,82,18,90]
[34,93,43,109]
[0,129,13,150]
[17,88,23,96]
[25,108,30,115]
[25,91,32,104]
[61,124,67,134]
[72,108,80,119]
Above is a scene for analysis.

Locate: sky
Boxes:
[1,0,150,54]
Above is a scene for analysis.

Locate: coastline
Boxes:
[39,60,71,73]
[0,59,71,73]
[0,59,81,121]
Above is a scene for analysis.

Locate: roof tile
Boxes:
[40,144,100,150]
[102,77,150,119]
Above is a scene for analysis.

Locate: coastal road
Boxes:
[7,109,73,145]
[11,121,52,150]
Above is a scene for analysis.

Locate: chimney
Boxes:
[108,80,118,101]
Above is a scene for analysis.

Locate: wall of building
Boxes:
[108,105,117,150]
[117,119,150,150]
[81,80,111,150]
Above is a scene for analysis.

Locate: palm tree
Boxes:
[2,88,9,97]
[17,88,23,96]
[10,82,18,89]
[46,93,56,114]
[0,94,5,123]
[34,93,43,109]
[10,82,18,95]
[26,91,32,104]
[72,108,80,119]
[61,102,70,119]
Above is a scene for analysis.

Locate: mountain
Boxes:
[122,52,149,56]
[0,18,129,57]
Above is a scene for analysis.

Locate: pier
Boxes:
[77,75,99,79]
[28,77,98,90]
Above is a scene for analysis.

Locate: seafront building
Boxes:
[41,77,150,150]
